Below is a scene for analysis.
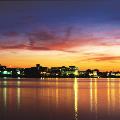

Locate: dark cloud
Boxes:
[0,28,75,51]
[0,27,120,51]
[0,44,26,50]
[87,56,120,61]
[2,32,19,37]
[26,28,75,51]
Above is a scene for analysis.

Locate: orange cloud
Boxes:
[87,56,120,61]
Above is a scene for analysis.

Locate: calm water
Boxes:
[0,78,120,120]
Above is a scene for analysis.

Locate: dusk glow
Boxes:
[0,0,120,71]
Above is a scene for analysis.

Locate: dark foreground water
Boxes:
[0,78,120,120]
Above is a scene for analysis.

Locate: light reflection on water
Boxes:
[89,78,98,119]
[3,87,7,109]
[1,78,120,120]
[74,78,78,120]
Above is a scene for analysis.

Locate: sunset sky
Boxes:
[0,0,120,71]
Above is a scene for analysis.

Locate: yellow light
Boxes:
[74,78,78,120]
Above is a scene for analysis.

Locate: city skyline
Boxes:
[0,0,120,71]
[0,63,120,78]
[0,63,119,72]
